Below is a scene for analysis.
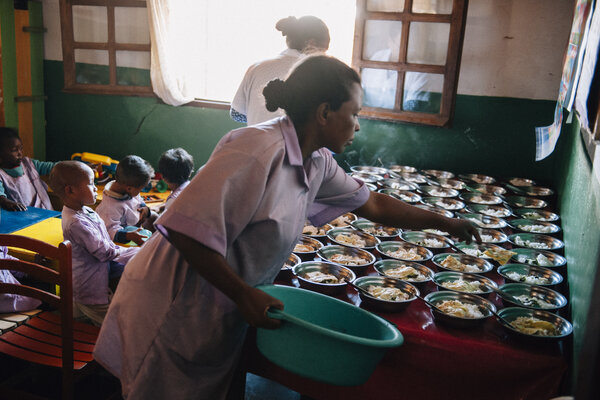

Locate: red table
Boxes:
[246,253,569,400]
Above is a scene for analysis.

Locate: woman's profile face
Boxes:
[322,82,362,154]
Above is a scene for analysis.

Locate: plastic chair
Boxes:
[0,234,100,400]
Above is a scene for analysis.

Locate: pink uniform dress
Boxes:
[95,181,146,240]
[93,117,370,399]
[0,246,42,312]
[61,206,139,305]
[163,180,189,210]
[0,157,53,209]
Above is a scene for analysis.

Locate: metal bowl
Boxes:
[351,219,401,240]
[421,169,455,179]
[279,253,301,279]
[520,186,554,197]
[497,263,563,287]
[292,235,324,260]
[477,228,508,244]
[418,185,459,198]
[397,172,429,184]
[469,184,507,196]
[513,208,560,222]
[302,222,333,241]
[458,173,496,185]
[378,188,422,203]
[317,245,376,275]
[496,307,572,341]
[465,204,513,218]
[511,248,566,268]
[430,177,466,190]
[509,219,561,235]
[350,172,384,183]
[376,241,433,262]
[327,227,380,249]
[293,261,356,296]
[507,177,536,187]
[353,276,419,312]
[421,196,465,211]
[373,259,434,288]
[457,213,507,229]
[508,233,564,251]
[400,231,451,252]
[378,178,419,191]
[424,291,496,328]
[350,165,390,177]
[388,165,417,174]
[505,196,547,209]
[433,271,498,296]
[327,212,358,228]
[366,182,378,191]
[459,192,504,205]
[414,204,454,218]
[432,253,494,274]
[455,242,506,260]
[497,283,567,311]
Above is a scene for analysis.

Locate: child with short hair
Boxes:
[0,246,42,312]
[157,148,194,211]
[49,161,140,326]
[96,155,158,246]
[0,127,56,211]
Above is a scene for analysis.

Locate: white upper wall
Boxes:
[42,0,574,101]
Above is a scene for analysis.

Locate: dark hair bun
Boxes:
[263,79,288,112]
[275,16,298,37]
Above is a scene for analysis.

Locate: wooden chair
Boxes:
[0,234,100,400]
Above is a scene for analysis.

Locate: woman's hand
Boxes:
[442,218,481,244]
[235,286,284,329]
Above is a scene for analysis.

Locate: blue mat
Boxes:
[0,207,61,234]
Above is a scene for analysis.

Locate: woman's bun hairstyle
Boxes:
[263,79,287,112]
[276,15,330,52]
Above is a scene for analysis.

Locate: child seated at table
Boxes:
[96,155,158,246]
[49,161,140,326]
[0,245,42,312]
[157,148,194,211]
[0,127,56,211]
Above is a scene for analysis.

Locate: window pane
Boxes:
[363,20,403,62]
[412,0,453,14]
[407,22,449,65]
[403,72,443,113]
[361,68,397,109]
[116,51,151,86]
[73,6,107,42]
[367,0,405,12]
[115,7,150,44]
[74,49,109,84]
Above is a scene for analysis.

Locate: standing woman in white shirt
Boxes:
[230,15,330,125]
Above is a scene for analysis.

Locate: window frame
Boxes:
[59,0,153,96]
[352,0,468,127]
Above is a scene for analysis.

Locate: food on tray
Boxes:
[362,225,396,237]
[435,300,484,318]
[514,236,551,249]
[304,271,340,284]
[385,247,423,261]
[518,224,555,233]
[440,279,484,293]
[483,247,516,265]
[294,243,318,253]
[384,265,428,281]
[460,247,490,258]
[435,200,460,209]
[480,233,500,243]
[329,214,354,227]
[469,195,497,204]
[512,294,555,309]
[334,233,367,248]
[428,188,449,197]
[414,238,446,248]
[367,285,411,302]
[516,254,554,267]
[466,217,501,229]
[505,272,551,285]
[479,208,507,217]
[521,211,550,220]
[303,224,328,236]
[510,178,533,186]
[396,192,415,202]
[440,255,482,273]
[329,253,369,266]
[509,316,558,336]
[423,228,449,236]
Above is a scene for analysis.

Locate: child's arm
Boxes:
[67,217,139,263]
[31,159,57,176]
[0,182,27,210]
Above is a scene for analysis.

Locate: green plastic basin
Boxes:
[256,284,403,386]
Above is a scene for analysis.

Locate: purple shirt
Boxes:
[96,181,146,240]
[94,117,370,399]
[0,157,53,209]
[163,180,189,210]
[61,206,139,304]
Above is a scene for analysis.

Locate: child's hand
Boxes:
[138,206,150,220]
[444,219,481,244]
[0,196,27,211]
[236,286,284,329]
[125,228,150,246]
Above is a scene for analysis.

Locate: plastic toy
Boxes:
[71,152,119,184]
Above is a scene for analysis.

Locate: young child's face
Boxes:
[0,137,23,168]
[72,168,98,206]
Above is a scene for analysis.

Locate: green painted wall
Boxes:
[29,0,46,160]
[0,0,18,127]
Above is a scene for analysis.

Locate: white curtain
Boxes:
[147,0,198,106]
